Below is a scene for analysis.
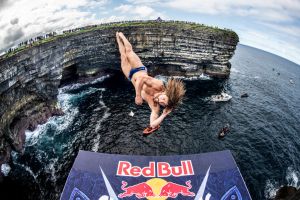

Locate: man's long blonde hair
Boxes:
[164,78,186,109]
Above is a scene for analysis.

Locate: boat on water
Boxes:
[199,73,212,80]
[211,92,232,102]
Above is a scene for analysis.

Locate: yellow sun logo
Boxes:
[146,178,168,200]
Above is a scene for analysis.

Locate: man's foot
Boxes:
[116,32,126,55]
[118,32,129,46]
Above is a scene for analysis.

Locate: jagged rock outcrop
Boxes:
[274,186,300,200]
[0,20,239,173]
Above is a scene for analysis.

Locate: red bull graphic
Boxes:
[118,179,195,199]
[159,180,195,198]
[60,150,252,200]
[118,181,154,199]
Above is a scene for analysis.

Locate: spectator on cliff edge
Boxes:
[116,32,186,135]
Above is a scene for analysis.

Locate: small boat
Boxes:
[290,79,294,84]
[241,93,249,98]
[199,73,212,80]
[211,92,232,102]
[218,124,230,139]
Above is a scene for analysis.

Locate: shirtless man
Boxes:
[116,32,185,131]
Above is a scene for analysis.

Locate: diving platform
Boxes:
[61,150,251,200]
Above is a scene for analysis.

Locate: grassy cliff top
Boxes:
[0,20,239,60]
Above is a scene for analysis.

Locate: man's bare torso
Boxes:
[131,71,164,105]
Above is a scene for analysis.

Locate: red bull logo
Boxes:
[118,181,155,199]
[117,161,195,199]
[117,160,194,177]
[159,180,195,198]
[118,178,195,199]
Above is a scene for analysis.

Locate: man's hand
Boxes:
[135,96,143,105]
[163,108,172,115]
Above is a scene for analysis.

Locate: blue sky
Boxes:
[0,0,299,65]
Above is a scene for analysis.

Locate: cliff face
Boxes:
[0,21,238,169]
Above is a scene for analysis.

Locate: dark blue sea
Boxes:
[1,44,300,200]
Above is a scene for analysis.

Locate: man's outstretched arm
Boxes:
[150,108,172,128]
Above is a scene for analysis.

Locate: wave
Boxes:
[264,179,279,199]
[19,75,110,183]
[264,166,300,199]
[92,90,111,152]
[25,75,110,146]
[45,158,59,182]
[155,73,212,81]
[230,68,240,73]
[59,75,110,93]
[286,166,300,188]
[1,163,11,176]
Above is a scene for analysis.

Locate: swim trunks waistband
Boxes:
[128,66,147,80]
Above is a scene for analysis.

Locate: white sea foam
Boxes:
[230,68,240,73]
[25,75,109,146]
[1,163,11,176]
[16,163,39,181]
[264,179,278,199]
[10,151,39,181]
[286,167,300,188]
[264,167,300,199]
[25,123,47,143]
[24,91,80,146]
[17,75,110,183]
[93,90,111,152]
[45,158,58,182]
[59,75,110,93]
[92,134,101,152]
[155,74,212,81]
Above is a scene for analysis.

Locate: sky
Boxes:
[0,0,299,65]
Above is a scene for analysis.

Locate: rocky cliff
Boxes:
[0,20,238,172]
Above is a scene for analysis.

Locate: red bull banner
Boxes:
[61,150,252,200]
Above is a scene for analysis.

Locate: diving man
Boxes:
[116,32,185,134]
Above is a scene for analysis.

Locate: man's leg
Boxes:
[116,32,131,79]
[118,32,144,68]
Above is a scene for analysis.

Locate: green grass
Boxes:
[0,20,239,60]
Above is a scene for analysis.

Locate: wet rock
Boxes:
[274,186,300,200]
[9,117,29,152]
[0,136,12,181]
[52,108,64,116]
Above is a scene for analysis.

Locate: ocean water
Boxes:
[1,44,300,200]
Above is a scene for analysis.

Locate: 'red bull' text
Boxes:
[117,161,194,177]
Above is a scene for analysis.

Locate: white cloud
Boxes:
[115,4,166,19]
[126,0,163,5]
[0,0,109,51]
[239,29,300,65]
[160,0,300,64]
[164,0,300,22]
[259,22,300,38]
[115,4,133,13]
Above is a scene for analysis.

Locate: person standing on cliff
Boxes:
[116,32,186,134]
